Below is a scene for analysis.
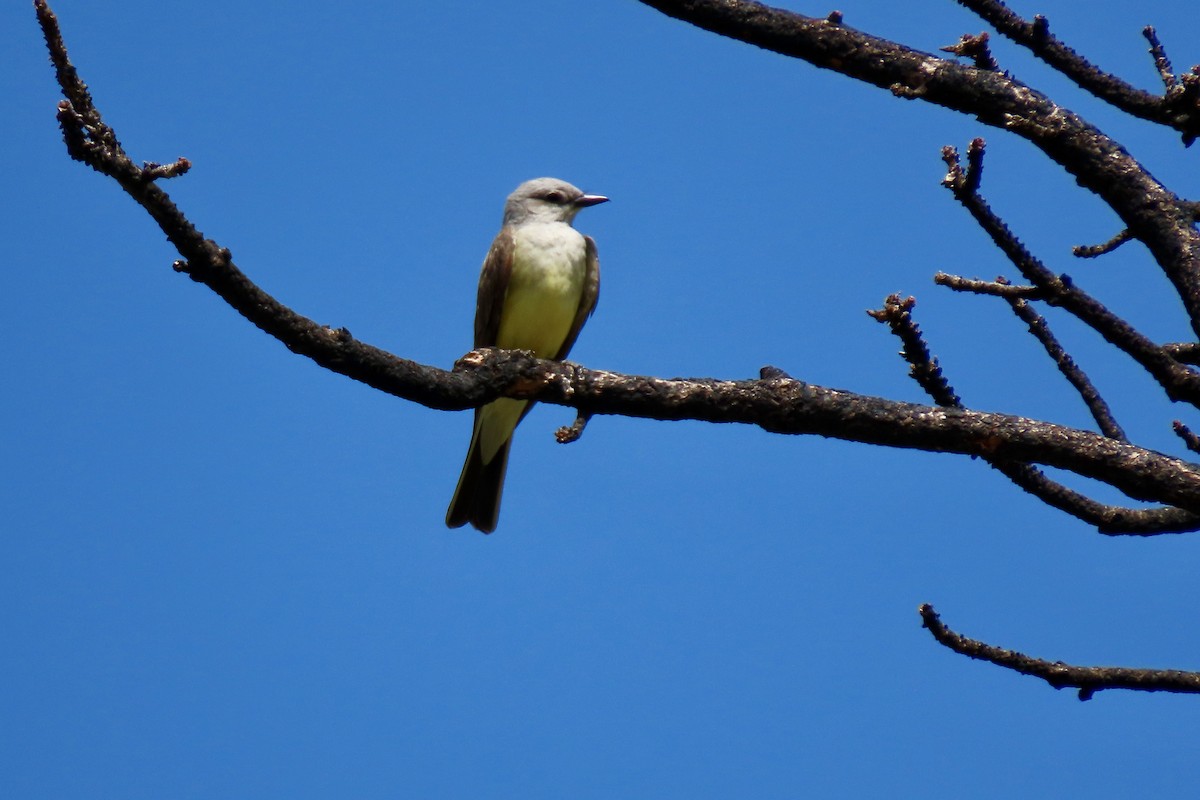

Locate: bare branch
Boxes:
[635,0,1200,336]
[1164,342,1200,366]
[35,0,1200,536]
[1143,26,1176,90]
[35,1,107,148]
[141,157,191,180]
[1141,27,1200,150]
[919,604,1200,699]
[44,54,1200,525]
[1173,420,1200,455]
[955,0,1200,144]
[555,409,592,444]
[1073,228,1134,259]
[867,294,960,407]
[989,462,1200,535]
[1004,296,1126,441]
[871,289,1186,534]
[33,0,1200,709]
[940,32,998,72]
[940,142,1200,406]
[934,272,1043,299]
[940,135,985,196]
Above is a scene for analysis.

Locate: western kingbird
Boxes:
[446,178,608,533]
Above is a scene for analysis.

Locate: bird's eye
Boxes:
[544,191,566,204]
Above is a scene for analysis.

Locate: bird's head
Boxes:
[502,177,608,226]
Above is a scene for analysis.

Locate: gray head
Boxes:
[502,177,608,226]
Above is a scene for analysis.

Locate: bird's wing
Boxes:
[474,228,515,347]
[553,234,600,361]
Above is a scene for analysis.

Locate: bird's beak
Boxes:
[575,194,609,208]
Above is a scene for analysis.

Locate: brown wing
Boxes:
[474,228,515,348]
[552,234,600,361]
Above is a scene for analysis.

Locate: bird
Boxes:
[446,178,608,533]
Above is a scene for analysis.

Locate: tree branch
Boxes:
[934,272,1044,299]
[1003,294,1126,441]
[954,0,1200,145]
[939,32,997,72]
[940,140,1200,406]
[1073,228,1134,259]
[35,0,1200,699]
[35,0,1200,535]
[920,604,1200,699]
[987,461,1200,535]
[867,294,961,407]
[870,293,1193,534]
[634,0,1200,338]
[1173,420,1200,456]
[1164,342,1200,366]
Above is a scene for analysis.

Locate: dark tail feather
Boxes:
[445,430,512,534]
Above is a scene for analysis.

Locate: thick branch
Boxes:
[920,604,1200,699]
[634,0,1200,337]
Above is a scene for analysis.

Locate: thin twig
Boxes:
[1173,421,1200,455]
[1073,229,1133,259]
[920,604,1200,699]
[1004,296,1126,440]
[940,32,998,71]
[934,273,1043,299]
[555,411,591,444]
[1143,26,1176,90]
[867,295,961,407]
[142,157,192,180]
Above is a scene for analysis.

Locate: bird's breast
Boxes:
[496,223,588,357]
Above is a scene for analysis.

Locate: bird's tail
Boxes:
[445,419,512,534]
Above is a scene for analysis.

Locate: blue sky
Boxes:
[4,1,1200,797]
